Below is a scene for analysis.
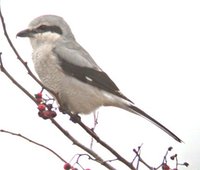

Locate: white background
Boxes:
[0,0,199,169]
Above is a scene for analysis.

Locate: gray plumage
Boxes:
[17,15,182,142]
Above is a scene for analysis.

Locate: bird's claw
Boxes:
[70,113,81,123]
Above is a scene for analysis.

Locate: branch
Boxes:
[0,129,66,162]
[0,53,36,103]
[133,148,153,169]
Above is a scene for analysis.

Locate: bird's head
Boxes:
[17,15,75,49]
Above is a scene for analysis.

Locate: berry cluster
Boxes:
[35,92,57,119]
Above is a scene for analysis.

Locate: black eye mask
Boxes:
[36,25,62,35]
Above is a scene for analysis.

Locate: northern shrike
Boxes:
[17,15,182,142]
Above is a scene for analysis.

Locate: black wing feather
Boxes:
[57,55,133,103]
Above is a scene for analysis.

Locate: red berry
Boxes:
[35,92,42,98]
[37,104,46,111]
[63,163,71,170]
[37,92,42,98]
[36,98,43,103]
[38,110,57,119]
[162,163,170,170]
[38,111,44,118]
[43,110,57,118]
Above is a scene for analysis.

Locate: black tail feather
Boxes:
[128,105,183,143]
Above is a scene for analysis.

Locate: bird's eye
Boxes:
[37,25,47,30]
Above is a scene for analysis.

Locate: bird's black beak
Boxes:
[16,29,33,37]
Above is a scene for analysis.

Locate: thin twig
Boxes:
[133,149,153,170]
[132,144,143,164]
[0,129,66,162]
[90,111,99,149]
[75,154,92,170]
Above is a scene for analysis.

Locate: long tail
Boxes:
[125,104,182,143]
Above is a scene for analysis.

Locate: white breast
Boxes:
[32,44,64,91]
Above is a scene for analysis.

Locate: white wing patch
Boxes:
[85,76,93,82]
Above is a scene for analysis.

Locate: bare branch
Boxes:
[0,53,36,103]
[0,129,67,163]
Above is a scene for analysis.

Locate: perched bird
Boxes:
[17,15,182,142]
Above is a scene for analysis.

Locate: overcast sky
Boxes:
[0,0,200,170]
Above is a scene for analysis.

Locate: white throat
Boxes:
[30,32,61,49]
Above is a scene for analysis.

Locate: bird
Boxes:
[17,15,182,142]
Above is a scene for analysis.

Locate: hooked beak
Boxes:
[16,29,34,37]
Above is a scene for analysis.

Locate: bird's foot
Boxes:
[70,113,81,123]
